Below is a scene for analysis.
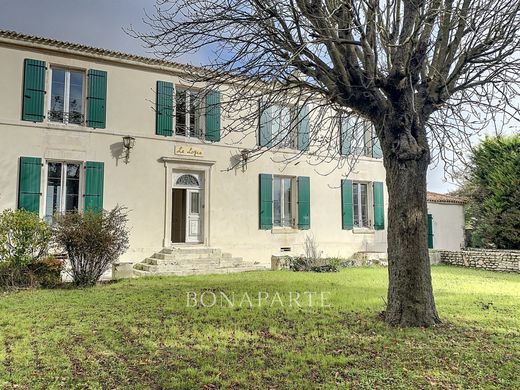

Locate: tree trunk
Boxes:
[384,151,441,327]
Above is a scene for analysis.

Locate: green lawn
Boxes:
[0,266,519,389]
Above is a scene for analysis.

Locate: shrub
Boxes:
[0,262,36,289]
[303,234,322,261]
[29,256,64,288]
[289,257,339,273]
[53,206,129,287]
[0,209,51,268]
[289,234,339,272]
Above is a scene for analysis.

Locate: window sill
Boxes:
[352,228,375,234]
[261,146,299,154]
[172,135,204,143]
[271,227,299,234]
[45,121,87,130]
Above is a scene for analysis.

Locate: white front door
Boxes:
[185,189,202,243]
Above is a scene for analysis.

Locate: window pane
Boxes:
[282,178,292,227]
[175,90,187,136]
[352,123,367,155]
[189,92,200,138]
[68,71,84,124]
[271,105,294,148]
[360,183,368,227]
[45,162,62,219]
[273,178,281,227]
[280,106,294,148]
[65,164,80,212]
[353,183,359,227]
[50,69,65,122]
[190,192,200,214]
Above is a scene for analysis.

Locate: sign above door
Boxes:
[174,145,204,157]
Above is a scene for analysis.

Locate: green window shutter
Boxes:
[18,157,42,213]
[86,69,107,129]
[259,174,273,229]
[427,213,434,249]
[373,181,385,230]
[84,161,104,212]
[297,105,310,152]
[205,90,221,142]
[259,100,272,147]
[22,59,46,122]
[340,116,351,156]
[297,176,310,229]
[341,179,353,230]
[156,81,173,136]
[372,128,383,158]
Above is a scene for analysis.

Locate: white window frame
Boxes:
[271,104,297,150]
[47,66,86,126]
[272,176,297,228]
[175,88,204,139]
[351,122,373,157]
[352,181,373,229]
[42,160,84,220]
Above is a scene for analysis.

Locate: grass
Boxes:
[0,265,519,389]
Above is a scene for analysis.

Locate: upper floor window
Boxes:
[352,122,371,156]
[340,116,381,158]
[49,68,85,125]
[176,89,202,138]
[259,103,298,150]
[271,105,296,149]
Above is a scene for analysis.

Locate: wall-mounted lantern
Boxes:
[123,135,136,164]
[240,149,250,170]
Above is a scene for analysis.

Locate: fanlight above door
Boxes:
[176,174,200,187]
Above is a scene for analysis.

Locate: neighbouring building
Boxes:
[427,192,466,251]
[0,30,388,276]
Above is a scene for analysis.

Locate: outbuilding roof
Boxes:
[427,191,466,205]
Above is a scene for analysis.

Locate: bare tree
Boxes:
[130,0,520,326]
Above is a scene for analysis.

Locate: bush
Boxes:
[0,262,35,289]
[29,256,64,288]
[0,209,51,268]
[288,235,338,272]
[289,257,339,273]
[52,206,129,287]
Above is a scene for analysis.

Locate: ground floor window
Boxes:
[44,161,82,220]
[273,176,294,227]
[353,182,369,228]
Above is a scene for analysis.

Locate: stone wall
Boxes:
[438,249,520,273]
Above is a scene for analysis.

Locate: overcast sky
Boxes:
[0,0,468,192]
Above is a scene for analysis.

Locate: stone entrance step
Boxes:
[132,246,266,277]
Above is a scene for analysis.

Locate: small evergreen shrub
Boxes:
[0,209,51,268]
[52,206,129,287]
[0,209,51,289]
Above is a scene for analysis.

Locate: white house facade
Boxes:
[0,31,388,275]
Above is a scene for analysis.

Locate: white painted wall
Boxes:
[0,38,388,266]
[427,202,465,251]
